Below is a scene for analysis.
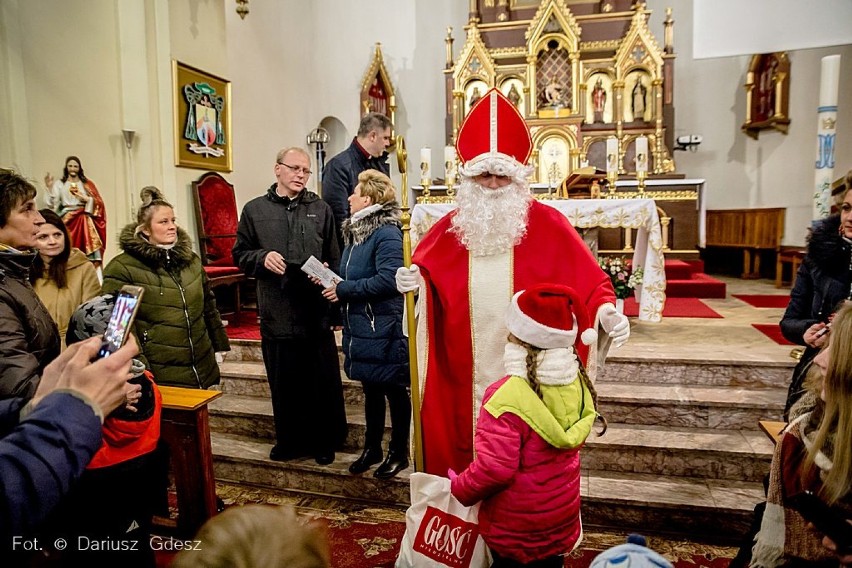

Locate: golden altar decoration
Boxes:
[360,43,397,129]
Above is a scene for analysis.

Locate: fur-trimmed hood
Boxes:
[806,214,851,276]
[118,223,195,271]
[341,201,401,247]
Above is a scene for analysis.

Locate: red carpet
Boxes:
[623,297,723,318]
[734,294,790,309]
[224,310,260,341]
[752,323,795,345]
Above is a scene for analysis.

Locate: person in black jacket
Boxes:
[780,179,852,417]
[321,112,392,249]
[0,168,58,401]
[232,147,347,465]
[314,170,410,479]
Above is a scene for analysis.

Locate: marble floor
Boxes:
[617,275,798,363]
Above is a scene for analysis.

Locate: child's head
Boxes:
[171,504,330,568]
[505,284,596,350]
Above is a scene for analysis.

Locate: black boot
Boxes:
[349,447,383,474]
[374,450,409,479]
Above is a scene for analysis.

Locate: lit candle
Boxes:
[606,137,618,174]
[635,136,648,173]
[420,148,432,184]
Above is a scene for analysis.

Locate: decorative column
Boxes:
[813,55,841,219]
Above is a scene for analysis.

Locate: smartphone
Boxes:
[97,285,144,359]
[788,491,852,554]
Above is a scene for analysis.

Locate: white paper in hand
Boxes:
[301,255,342,288]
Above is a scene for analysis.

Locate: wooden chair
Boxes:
[191,172,246,315]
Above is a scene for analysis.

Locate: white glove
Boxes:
[598,304,630,349]
[395,264,421,294]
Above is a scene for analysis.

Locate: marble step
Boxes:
[211,432,763,541]
[224,340,795,390]
[599,357,793,389]
[595,381,786,429]
[583,423,773,482]
[211,393,773,482]
[219,362,786,429]
[208,393,390,451]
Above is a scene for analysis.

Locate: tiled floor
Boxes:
[618,275,798,363]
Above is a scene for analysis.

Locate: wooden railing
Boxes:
[705,208,785,278]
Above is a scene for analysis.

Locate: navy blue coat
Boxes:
[336,203,408,385]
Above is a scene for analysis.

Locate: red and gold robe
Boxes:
[412,200,615,476]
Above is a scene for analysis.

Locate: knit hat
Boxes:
[456,88,532,169]
[505,284,597,350]
[66,293,117,346]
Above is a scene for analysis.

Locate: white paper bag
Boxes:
[395,472,490,568]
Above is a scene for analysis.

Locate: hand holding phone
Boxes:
[788,491,852,555]
[97,285,144,359]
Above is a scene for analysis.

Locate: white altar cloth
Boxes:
[410,198,666,322]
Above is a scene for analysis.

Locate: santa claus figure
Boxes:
[395,88,629,476]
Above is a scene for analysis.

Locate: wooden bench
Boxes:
[154,386,222,537]
[759,420,786,445]
[775,246,805,288]
[705,208,785,279]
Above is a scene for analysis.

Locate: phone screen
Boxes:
[97,288,143,359]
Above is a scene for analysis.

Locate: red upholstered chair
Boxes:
[191,172,246,315]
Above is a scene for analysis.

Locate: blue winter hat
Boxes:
[589,542,673,568]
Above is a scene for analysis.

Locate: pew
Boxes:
[705,208,785,278]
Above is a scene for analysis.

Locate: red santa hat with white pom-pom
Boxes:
[505,284,597,350]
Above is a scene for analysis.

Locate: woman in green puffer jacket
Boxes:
[102,187,230,388]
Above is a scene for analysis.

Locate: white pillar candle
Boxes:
[635,136,649,172]
[444,146,456,180]
[606,137,618,174]
[420,148,432,183]
[813,54,841,219]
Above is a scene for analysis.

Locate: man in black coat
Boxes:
[321,112,392,249]
[232,147,347,465]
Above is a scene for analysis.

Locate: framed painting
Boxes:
[173,61,233,172]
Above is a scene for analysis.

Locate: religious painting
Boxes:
[742,52,790,139]
[586,73,613,124]
[624,70,650,123]
[465,80,489,115]
[500,78,526,117]
[536,40,572,114]
[173,61,232,172]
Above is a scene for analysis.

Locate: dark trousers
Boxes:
[261,332,348,455]
[362,382,411,455]
[490,549,563,568]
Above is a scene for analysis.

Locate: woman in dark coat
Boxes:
[780,179,852,416]
[316,169,410,479]
[102,187,230,389]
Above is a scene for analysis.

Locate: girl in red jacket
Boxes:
[450,283,599,567]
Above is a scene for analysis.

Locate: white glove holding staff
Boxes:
[598,303,630,348]
[395,265,421,294]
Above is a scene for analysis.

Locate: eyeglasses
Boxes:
[277,162,312,176]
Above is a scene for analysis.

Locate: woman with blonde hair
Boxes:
[101,186,229,388]
[752,301,852,567]
[313,169,410,478]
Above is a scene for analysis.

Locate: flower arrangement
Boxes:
[598,256,643,300]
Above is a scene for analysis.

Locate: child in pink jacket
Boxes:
[450,283,599,567]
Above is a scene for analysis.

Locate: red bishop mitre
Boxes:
[456,88,532,167]
[506,284,598,350]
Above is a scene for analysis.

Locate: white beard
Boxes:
[450,177,532,257]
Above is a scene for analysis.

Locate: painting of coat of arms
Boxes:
[173,61,233,172]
